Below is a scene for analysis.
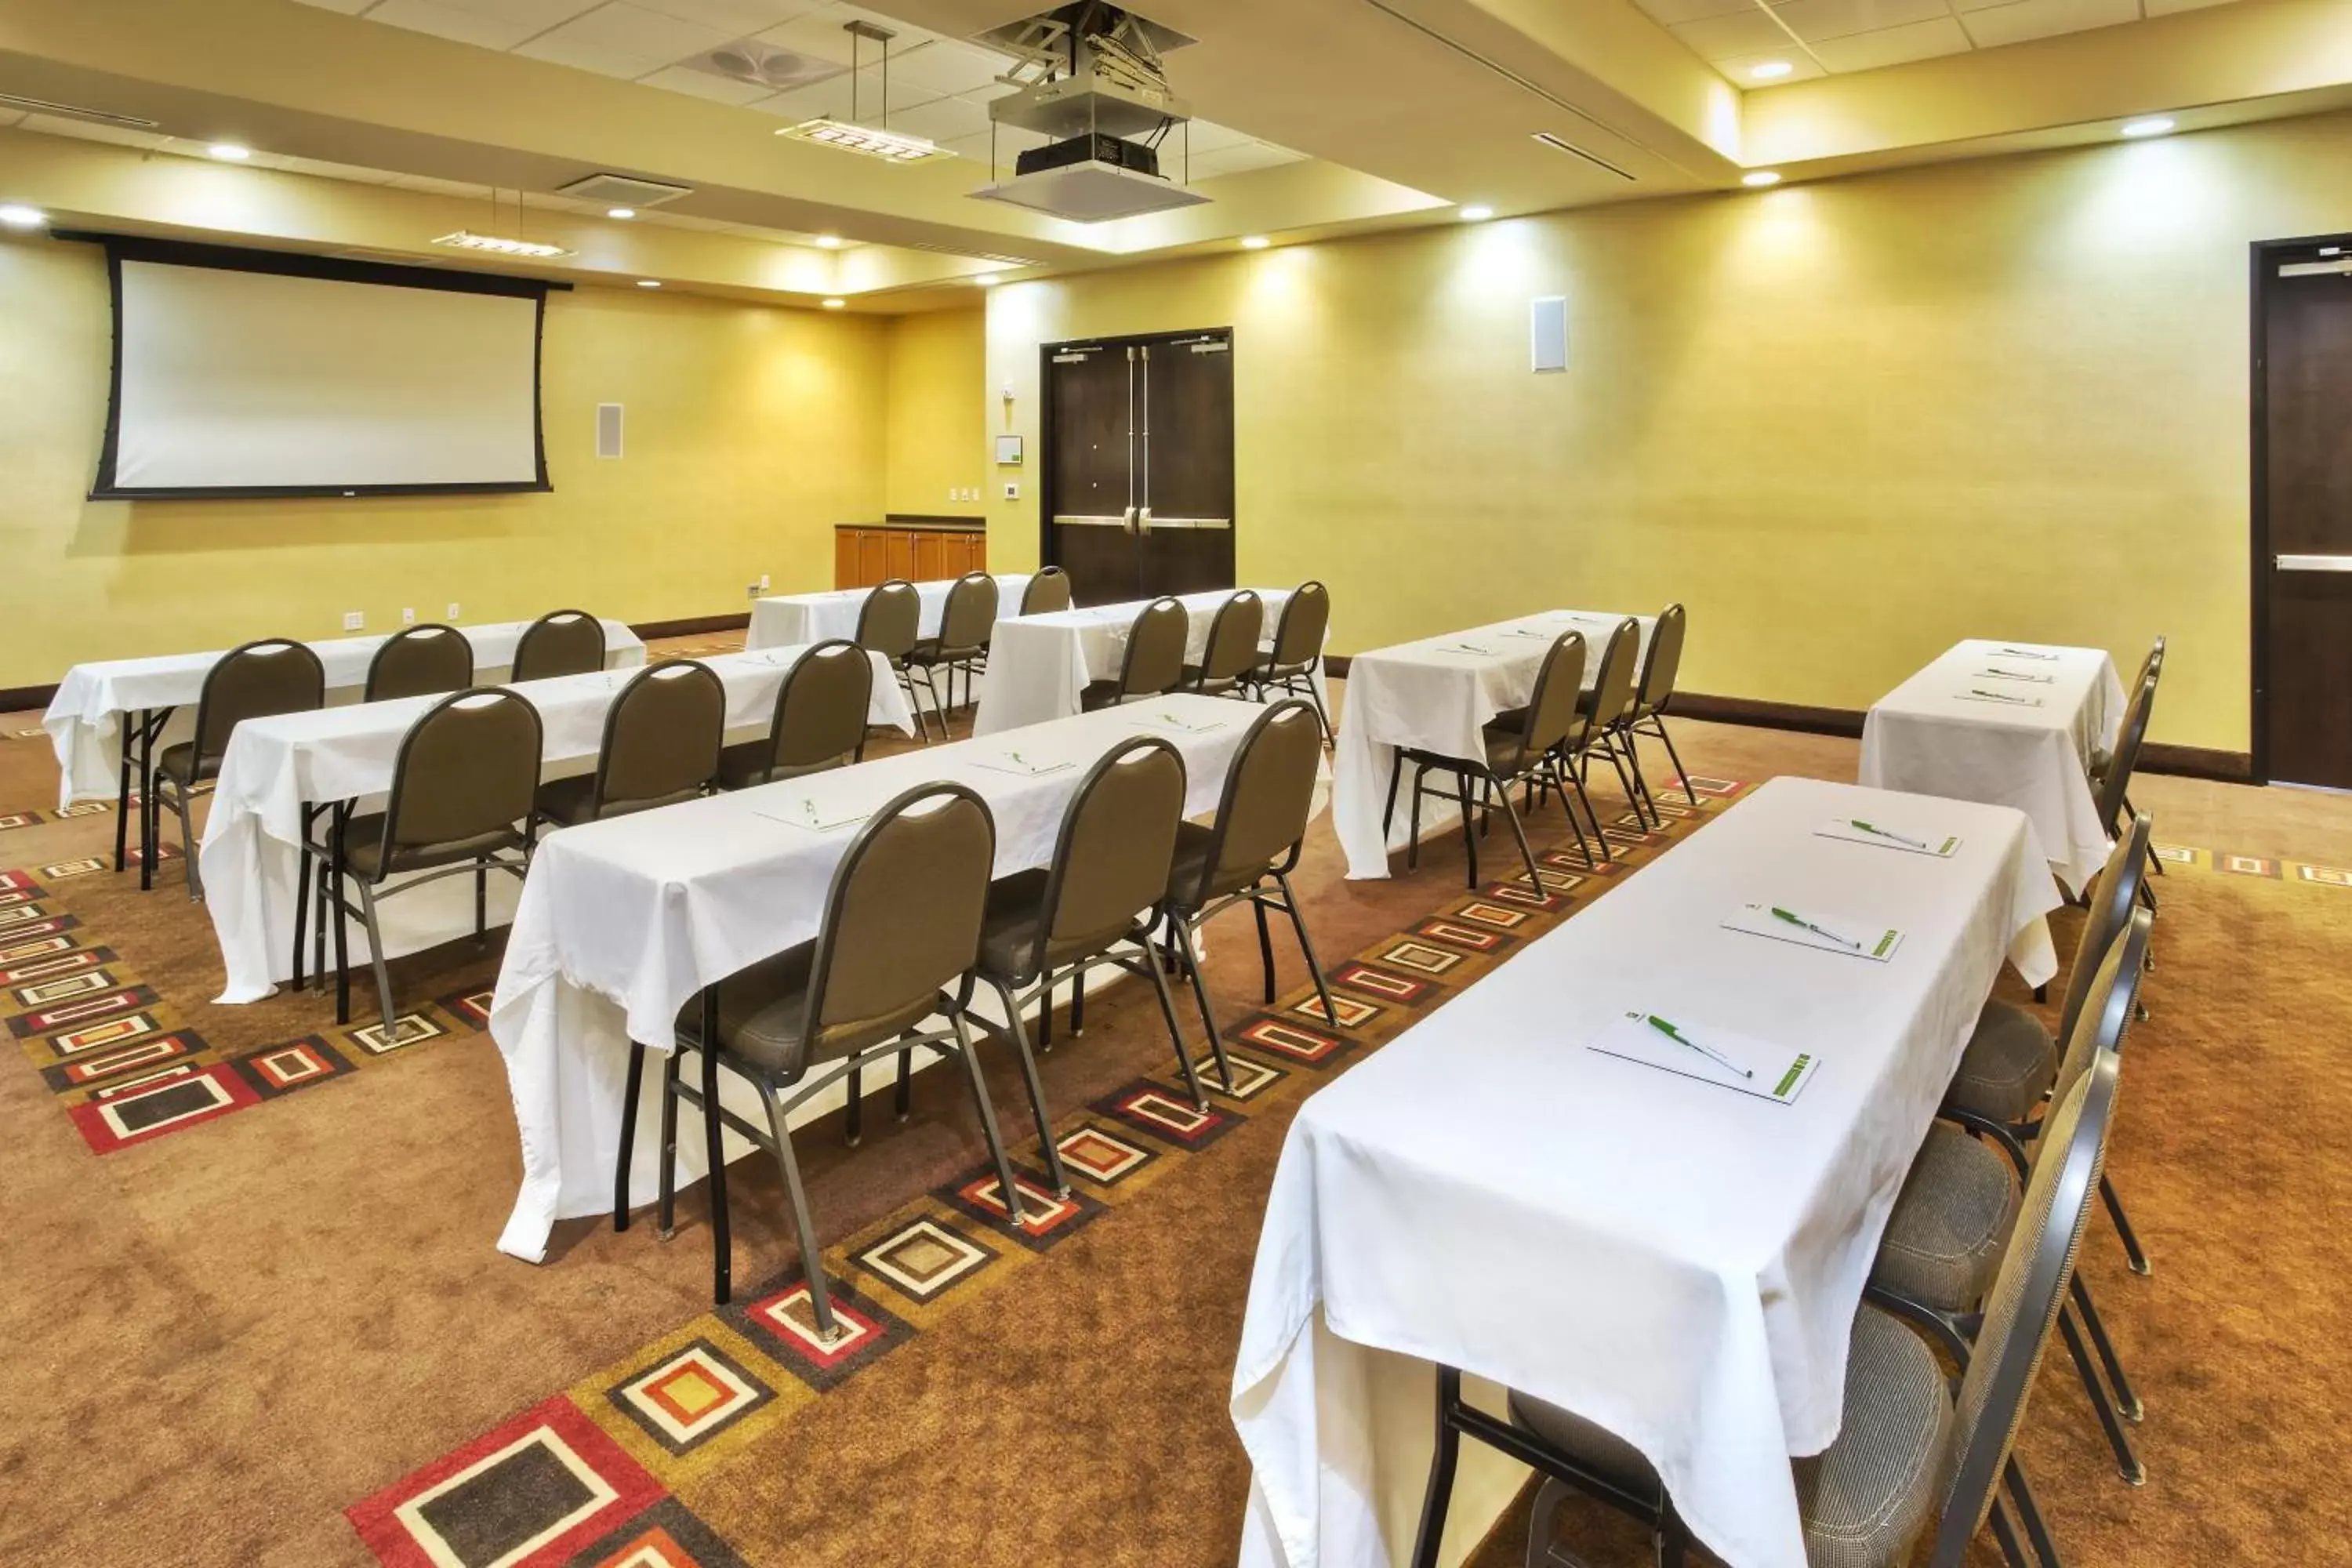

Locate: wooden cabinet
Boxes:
[833,522,988,589]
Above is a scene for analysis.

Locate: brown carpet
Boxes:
[0,671,2344,1567]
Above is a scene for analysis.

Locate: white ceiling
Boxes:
[1635,0,2246,85]
[290,0,1307,177]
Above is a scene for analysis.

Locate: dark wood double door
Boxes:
[2259,242,2352,787]
[1042,328,1235,606]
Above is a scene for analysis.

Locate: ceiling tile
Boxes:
[630,0,822,30]
[531,2,734,60]
[1191,140,1308,176]
[884,92,993,143]
[1634,0,1765,21]
[1809,13,1970,67]
[1771,0,1950,43]
[419,0,606,30]
[746,67,936,118]
[1711,48,1827,82]
[1959,0,2139,46]
[512,31,666,74]
[757,3,940,66]
[884,38,1015,96]
[273,155,405,183]
[366,0,546,49]
[1670,9,1798,58]
[637,60,779,100]
[386,172,497,198]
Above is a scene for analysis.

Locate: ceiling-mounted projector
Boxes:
[971,3,1210,223]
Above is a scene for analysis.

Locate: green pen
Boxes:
[1969,688,2027,703]
[1850,819,1928,849]
[1770,906,1861,949]
[1644,1014,1752,1079]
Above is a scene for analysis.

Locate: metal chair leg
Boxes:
[845,1064,863,1146]
[355,878,397,1033]
[658,1045,681,1237]
[2100,1173,2152,1276]
[1989,1501,2032,1568]
[2071,1273,2143,1422]
[1406,760,1426,871]
[1071,969,1085,1035]
[1142,933,1210,1109]
[1522,1479,1573,1568]
[2058,1303,2144,1484]
[987,976,1069,1196]
[1566,751,1612,862]
[755,1080,837,1334]
[1408,1366,1462,1568]
[1455,770,1479,888]
[2005,1457,2065,1568]
[1171,917,1235,1091]
[1273,870,1338,1029]
[1544,759,1596,869]
[894,1047,913,1120]
[1648,716,1699,808]
[176,784,202,901]
[1494,775,1544,890]
[1254,896,1277,1004]
[1382,750,1404,841]
[614,1040,644,1231]
[702,1002,734,1305]
[950,1009,1029,1237]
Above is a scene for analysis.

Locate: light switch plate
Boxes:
[401,607,416,626]
[343,611,365,631]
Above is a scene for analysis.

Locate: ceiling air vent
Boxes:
[695,41,843,92]
[1532,132,1634,182]
[0,93,159,129]
[555,173,694,209]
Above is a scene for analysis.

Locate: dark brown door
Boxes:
[2261,253,2352,786]
[1043,329,1236,605]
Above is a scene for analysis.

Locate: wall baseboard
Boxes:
[631,612,752,641]
[2,684,56,715]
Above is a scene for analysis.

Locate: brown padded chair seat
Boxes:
[339,814,524,879]
[675,942,952,1080]
[534,773,703,827]
[977,866,1151,982]
[1869,1121,2018,1311]
[1944,1001,2057,1124]
[155,742,223,786]
[714,739,848,792]
[1164,818,1271,906]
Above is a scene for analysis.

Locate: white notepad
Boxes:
[1989,646,2060,661]
[1130,710,1228,735]
[1955,689,2045,709]
[1973,667,2056,684]
[1587,1011,1820,1105]
[1814,819,1961,858]
[1723,902,1904,961]
[750,797,869,833]
[965,751,1076,779]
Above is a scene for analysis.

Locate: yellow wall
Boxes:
[882,308,987,517]
[983,111,2352,753]
[0,233,886,688]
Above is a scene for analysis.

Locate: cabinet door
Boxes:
[858,529,891,585]
[886,529,917,582]
[913,529,950,583]
[970,531,988,573]
[834,530,861,589]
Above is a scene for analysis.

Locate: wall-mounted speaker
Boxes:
[1530,297,1569,374]
[596,402,623,459]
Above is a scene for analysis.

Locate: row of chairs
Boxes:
[1076,583,1333,732]
[609,697,1336,1317]
[1384,604,1691,889]
[848,568,1072,742]
[151,609,613,899]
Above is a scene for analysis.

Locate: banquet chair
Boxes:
[1020,566,1073,615]
[365,623,473,701]
[1583,616,1661,829]
[154,637,326,902]
[855,579,929,743]
[904,571,998,734]
[1871,906,2152,1486]
[1080,597,1187,710]
[1620,604,1694,808]
[1182,590,1265,696]
[2090,675,2158,914]
[533,659,724,829]
[971,737,1207,1196]
[312,688,542,1031]
[718,639,871,789]
[1246,580,1331,738]
[510,609,606,682]
[1388,631,1594,889]
[1412,1047,2125,1568]
[2094,637,2165,880]
[1156,699,1335,1087]
[615,782,1025,1319]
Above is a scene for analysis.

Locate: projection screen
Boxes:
[86,238,553,498]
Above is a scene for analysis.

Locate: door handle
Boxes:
[1138,516,1232,531]
[2274,554,2352,572]
[1137,506,1152,535]
[1053,514,1131,527]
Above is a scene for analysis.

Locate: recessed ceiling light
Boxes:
[432,230,574,259]
[206,143,252,162]
[2120,117,2176,139]
[1742,170,1783,187]
[973,273,1001,287]
[0,204,45,229]
[1460,205,1494,221]
[1240,234,1271,249]
[815,234,844,249]
[608,207,636,220]
[637,279,662,289]
[1750,60,1795,80]
[822,297,846,309]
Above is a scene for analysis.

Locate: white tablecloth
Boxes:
[1232,775,2060,1568]
[198,647,913,1005]
[1858,639,2126,895]
[971,587,1318,736]
[746,574,1035,650]
[1331,610,1657,880]
[489,692,1267,1262]
[42,618,647,810]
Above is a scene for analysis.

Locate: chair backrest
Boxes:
[1929,1047,2122,1567]
[2045,905,2151,1128]
[1025,737,1189,975]
[1510,632,1588,767]
[1178,698,1323,907]
[768,639,873,773]
[1117,597,1190,699]
[195,639,326,763]
[366,623,474,702]
[2130,634,2166,695]
[377,689,543,869]
[800,782,996,1059]
[1021,567,1073,615]
[857,579,920,661]
[2052,813,2151,1047]
[1269,581,1330,673]
[593,659,725,817]
[1583,617,1642,731]
[1635,604,1686,716]
[1200,591,1265,683]
[2093,675,2155,834]
[938,572,1000,652]
[512,610,607,683]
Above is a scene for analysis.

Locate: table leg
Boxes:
[136,709,162,892]
[113,739,132,873]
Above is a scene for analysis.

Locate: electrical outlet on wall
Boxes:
[401,607,416,626]
[746,583,761,600]
[759,573,771,590]
[343,611,365,631]
[447,602,462,620]
[1003,482,1020,500]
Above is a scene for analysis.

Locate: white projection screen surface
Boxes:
[95,248,548,496]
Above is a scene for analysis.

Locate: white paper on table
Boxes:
[1498,627,1555,641]
[1722,902,1905,962]
[964,751,1078,778]
[1954,690,2045,709]
[1587,1010,1822,1105]
[1988,646,2060,661]
[1434,643,1497,656]
[750,798,869,832]
[1972,667,2056,684]
[1131,710,1229,735]
[1813,820,1962,858]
